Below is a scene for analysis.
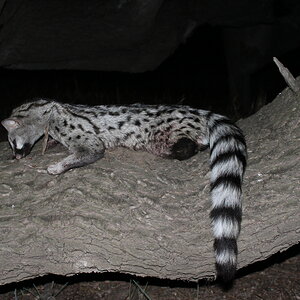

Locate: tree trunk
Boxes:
[0,78,299,286]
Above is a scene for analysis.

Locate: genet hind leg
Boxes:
[170,137,199,161]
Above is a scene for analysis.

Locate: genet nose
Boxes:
[14,143,32,159]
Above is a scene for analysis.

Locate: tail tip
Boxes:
[214,237,238,282]
[216,262,236,283]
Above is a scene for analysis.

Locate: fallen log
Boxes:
[0,76,299,286]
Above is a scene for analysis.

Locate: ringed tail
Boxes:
[207,112,247,281]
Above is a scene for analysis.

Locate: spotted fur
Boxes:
[1,99,247,281]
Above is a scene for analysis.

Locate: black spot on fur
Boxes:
[135,120,141,127]
[63,120,68,127]
[70,124,75,130]
[55,126,60,132]
[171,138,198,161]
[154,130,162,136]
[146,112,154,117]
[118,121,125,129]
[187,122,196,129]
[78,124,84,131]
[93,124,100,135]
[76,135,81,139]
[67,110,99,134]
[42,110,50,115]
[109,111,120,116]
[108,126,116,131]
[124,131,135,140]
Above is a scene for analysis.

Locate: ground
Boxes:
[0,245,299,300]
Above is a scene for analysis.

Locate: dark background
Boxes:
[0,0,300,141]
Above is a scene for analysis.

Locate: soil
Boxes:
[0,245,299,300]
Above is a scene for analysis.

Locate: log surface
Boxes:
[0,80,299,286]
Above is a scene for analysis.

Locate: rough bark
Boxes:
[0,79,299,286]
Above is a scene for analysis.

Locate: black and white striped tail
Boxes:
[207,113,247,282]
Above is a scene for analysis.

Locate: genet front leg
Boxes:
[47,142,105,175]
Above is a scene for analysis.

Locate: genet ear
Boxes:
[1,118,21,131]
